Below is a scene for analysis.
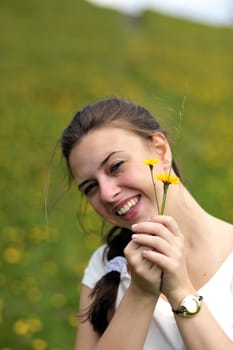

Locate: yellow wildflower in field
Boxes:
[13,320,30,336]
[27,287,42,303]
[4,247,22,264]
[68,312,78,328]
[28,317,43,333]
[13,317,42,336]
[32,338,48,350]
[51,293,66,308]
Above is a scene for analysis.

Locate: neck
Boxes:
[163,184,233,290]
[165,185,213,250]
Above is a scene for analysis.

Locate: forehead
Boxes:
[69,126,149,178]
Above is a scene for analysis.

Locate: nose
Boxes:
[99,177,121,203]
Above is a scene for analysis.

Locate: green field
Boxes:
[0,1,232,349]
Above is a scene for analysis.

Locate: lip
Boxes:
[114,195,141,220]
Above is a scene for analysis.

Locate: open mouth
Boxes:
[116,195,140,216]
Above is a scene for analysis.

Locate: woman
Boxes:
[61,98,233,350]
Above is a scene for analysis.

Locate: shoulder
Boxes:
[88,244,107,263]
[82,245,108,289]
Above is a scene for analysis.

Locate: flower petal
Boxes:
[143,159,159,167]
[155,173,180,184]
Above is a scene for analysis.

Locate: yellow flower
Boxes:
[4,247,22,264]
[28,317,43,333]
[32,338,48,350]
[143,158,160,211]
[143,159,159,167]
[155,172,180,214]
[68,312,78,328]
[144,158,180,215]
[13,320,30,336]
[50,293,66,308]
[155,173,180,185]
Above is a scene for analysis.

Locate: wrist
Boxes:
[128,283,159,304]
[168,287,198,310]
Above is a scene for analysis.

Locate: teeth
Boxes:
[117,197,139,216]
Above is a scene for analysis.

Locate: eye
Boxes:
[83,182,98,196]
[110,161,124,173]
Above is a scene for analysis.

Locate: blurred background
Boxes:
[0,0,232,349]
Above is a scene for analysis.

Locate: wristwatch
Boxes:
[172,295,203,317]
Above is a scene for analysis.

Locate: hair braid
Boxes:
[80,227,132,334]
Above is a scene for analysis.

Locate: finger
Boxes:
[131,221,174,245]
[132,234,170,255]
[124,240,151,267]
[142,249,171,270]
[150,215,181,237]
[132,216,181,238]
[125,239,149,253]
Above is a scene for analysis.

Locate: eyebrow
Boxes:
[77,151,123,190]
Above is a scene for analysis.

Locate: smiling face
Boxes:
[69,126,167,228]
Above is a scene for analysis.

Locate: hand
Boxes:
[131,215,196,307]
[124,239,162,297]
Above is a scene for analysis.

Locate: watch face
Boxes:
[183,296,199,313]
[173,295,202,317]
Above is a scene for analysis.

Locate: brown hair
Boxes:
[61,98,180,334]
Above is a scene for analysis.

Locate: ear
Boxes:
[151,132,172,170]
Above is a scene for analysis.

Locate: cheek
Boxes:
[88,197,101,214]
[89,197,110,219]
[121,167,153,192]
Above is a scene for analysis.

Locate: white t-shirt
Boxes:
[82,245,233,349]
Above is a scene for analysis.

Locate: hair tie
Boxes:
[106,256,127,279]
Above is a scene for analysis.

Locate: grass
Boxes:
[0,0,232,349]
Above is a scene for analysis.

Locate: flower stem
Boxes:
[149,167,160,214]
[160,183,169,215]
